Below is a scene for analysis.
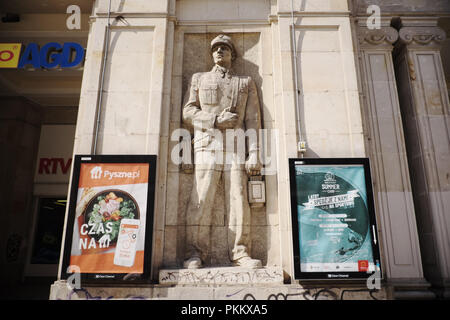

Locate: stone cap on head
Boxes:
[211,34,236,59]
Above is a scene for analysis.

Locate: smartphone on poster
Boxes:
[113,219,140,267]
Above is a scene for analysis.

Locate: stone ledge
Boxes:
[159,267,284,285]
[49,280,391,300]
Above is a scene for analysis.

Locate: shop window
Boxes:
[30,198,66,265]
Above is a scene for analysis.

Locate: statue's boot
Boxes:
[183,256,203,269]
[233,256,262,269]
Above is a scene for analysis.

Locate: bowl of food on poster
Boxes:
[83,189,140,244]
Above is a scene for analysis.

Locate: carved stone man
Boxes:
[182,34,262,269]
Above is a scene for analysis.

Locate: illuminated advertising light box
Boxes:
[288,158,382,280]
[61,155,156,283]
[0,43,22,68]
[0,42,85,69]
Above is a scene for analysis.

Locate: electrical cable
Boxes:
[290,0,306,156]
[93,0,112,155]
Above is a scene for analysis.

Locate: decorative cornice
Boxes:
[94,12,171,19]
[268,15,278,24]
[398,26,446,47]
[277,11,351,18]
[175,19,268,26]
[358,27,399,47]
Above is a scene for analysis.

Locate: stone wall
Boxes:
[161,0,366,277]
[354,2,450,298]
[62,0,367,283]
[50,0,450,299]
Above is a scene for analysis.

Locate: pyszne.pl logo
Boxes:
[90,166,103,179]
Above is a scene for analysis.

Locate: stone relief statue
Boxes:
[182,34,263,269]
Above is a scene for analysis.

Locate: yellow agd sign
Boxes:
[0,43,22,68]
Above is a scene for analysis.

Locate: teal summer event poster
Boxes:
[295,165,375,273]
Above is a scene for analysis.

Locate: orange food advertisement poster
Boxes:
[69,163,149,274]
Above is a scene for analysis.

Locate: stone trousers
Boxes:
[185,152,251,264]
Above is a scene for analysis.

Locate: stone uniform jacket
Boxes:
[183,67,261,152]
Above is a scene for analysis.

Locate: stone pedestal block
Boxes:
[159,267,284,285]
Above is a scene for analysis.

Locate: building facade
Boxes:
[0,0,449,300]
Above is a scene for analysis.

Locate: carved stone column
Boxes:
[394,17,450,298]
[357,19,433,299]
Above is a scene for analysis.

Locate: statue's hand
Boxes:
[216,109,238,129]
[245,152,261,176]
